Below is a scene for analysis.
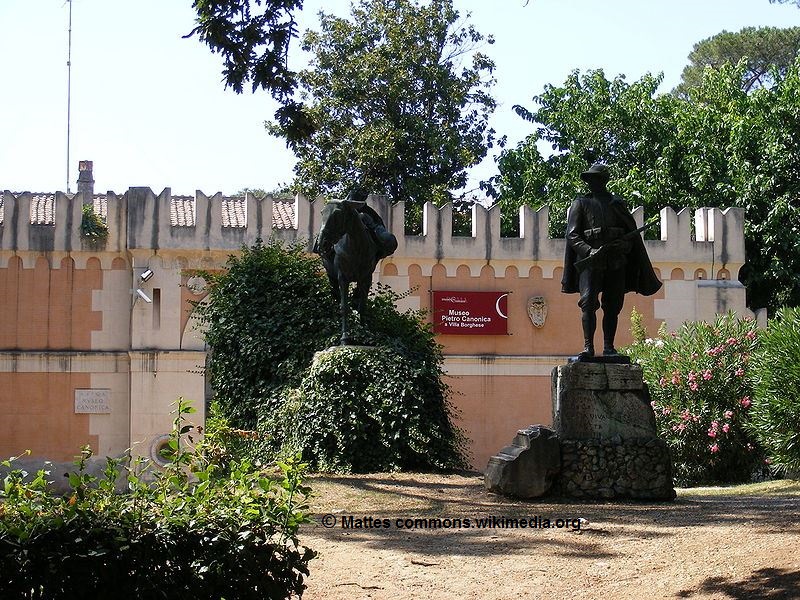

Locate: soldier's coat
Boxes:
[561,193,662,297]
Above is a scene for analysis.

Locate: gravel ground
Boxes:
[300,473,800,600]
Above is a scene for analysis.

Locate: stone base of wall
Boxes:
[555,437,675,501]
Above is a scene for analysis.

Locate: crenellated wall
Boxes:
[0,186,760,471]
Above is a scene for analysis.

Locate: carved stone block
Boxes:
[552,362,657,440]
[484,425,560,498]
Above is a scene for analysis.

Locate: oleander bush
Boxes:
[749,307,800,476]
[0,399,315,600]
[625,313,765,486]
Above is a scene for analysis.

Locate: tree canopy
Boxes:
[674,26,800,96]
[187,0,315,139]
[266,0,496,211]
[487,60,800,314]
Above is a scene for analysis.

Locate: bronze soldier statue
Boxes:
[561,163,662,359]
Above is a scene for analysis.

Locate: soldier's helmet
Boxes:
[580,163,611,183]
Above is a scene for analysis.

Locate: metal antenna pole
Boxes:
[66,0,73,193]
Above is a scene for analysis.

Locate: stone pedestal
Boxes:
[485,361,675,501]
[552,362,656,439]
[552,362,674,500]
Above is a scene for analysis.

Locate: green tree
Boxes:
[489,61,800,313]
[187,0,302,97]
[674,26,800,96]
[187,0,316,140]
[267,0,496,214]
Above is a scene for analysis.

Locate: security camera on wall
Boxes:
[136,288,152,303]
[140,269,154,283]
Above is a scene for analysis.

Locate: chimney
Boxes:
[77,160,94,201]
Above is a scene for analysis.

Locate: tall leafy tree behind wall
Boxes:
[674,26,800,96]
[487,61,800,314]
[266,0,497,215]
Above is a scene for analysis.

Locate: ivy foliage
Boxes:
[274,288,468,473]
[195,239,465,473]
[0,398,314,599]
[488,59,800,313]
[79,203,108,242]
[750,307,800,475]
[196,238,338,428]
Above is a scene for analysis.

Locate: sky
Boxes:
[1,0,798,197]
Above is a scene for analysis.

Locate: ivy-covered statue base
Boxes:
[196,238,466,474]
[278,344,465,473]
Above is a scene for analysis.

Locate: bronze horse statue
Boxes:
[314,196,397,345]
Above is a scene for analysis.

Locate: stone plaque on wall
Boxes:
[74,389,111,414]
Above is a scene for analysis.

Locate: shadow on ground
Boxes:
[304,473,800,559]
[677,568,800,599]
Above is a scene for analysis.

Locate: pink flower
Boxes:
[722,423,730,433]
[735,368,745,377]
[688,371,697,382]
[681,409,692,422]
[671,371,681,385]
[746,330,757,340]
[691,352,699,360]
[663,406,672,416]
[740,396,751,408]
[724,410,733,419]
[690,382,699,391]
[651,400,657,408]
[708,430,717,438]
[710,444,719,453]
[703,370,713,380]
[727,337,738,346]
[659,377,667,388]
[765,458,772,465]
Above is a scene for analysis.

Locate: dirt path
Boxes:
[300,473,800,600]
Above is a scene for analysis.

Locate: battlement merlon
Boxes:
[0,188,746,278]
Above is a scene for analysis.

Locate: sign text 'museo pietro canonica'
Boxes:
[433,291,509,335]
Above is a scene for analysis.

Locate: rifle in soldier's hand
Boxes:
[574,219,658,274]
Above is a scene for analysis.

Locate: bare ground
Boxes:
[300,473,800,600]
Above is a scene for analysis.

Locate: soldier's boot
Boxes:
[602,313,619,356]
[579,311,596,358]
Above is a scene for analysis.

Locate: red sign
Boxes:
[433,291,508,335]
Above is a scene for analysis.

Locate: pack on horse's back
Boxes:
[314,197,397,345]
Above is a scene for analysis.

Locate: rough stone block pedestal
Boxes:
[485,361,675,501]
[484,425,560,497]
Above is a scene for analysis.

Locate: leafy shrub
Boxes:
[79,203,108,241]
[0,399,315,600]
[196,238,340,428]
[749,307,800,475]
[625,313,764,486]
[196,239,466,472]
[279,345,466,473]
